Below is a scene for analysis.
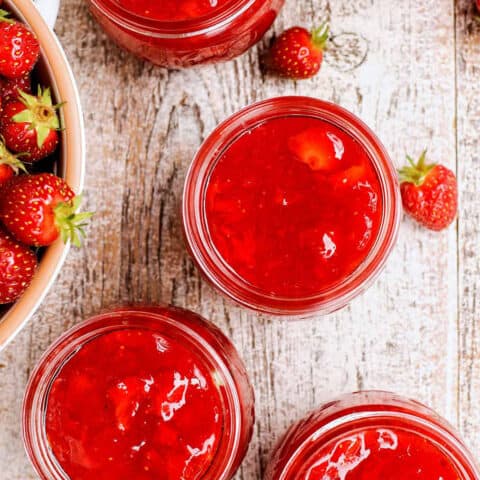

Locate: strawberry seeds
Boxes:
[0,8,91,305]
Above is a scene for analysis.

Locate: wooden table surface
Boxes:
[1,0,480,478]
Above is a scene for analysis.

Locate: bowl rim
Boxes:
[0,0,86,352]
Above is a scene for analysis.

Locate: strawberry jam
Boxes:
[46,330,223,479]
[298,428,462,479]
[23,307,255,480]
[265,392,480,480]
[112,0,230,21]
[206,117,382,298]
[183,97,401,315]
[87,0,284,67]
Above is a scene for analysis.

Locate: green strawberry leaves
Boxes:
[311,22,330,51]
[0,138,27,174]
[54,195,94,247]
[12,87,62,149]
[0,9,15,24]
[398,150,436,187]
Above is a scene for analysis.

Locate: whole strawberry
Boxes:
[0,9,40,79]
[0,74,31,103]
[0,137,26,185]
[0,173,92,247]
[399,151,458,231]
[267,24,329,79]
[0,227,37,304]
[0,87,60,162]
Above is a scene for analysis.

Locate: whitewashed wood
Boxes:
[0,0,477,478]
[456,0,480,458]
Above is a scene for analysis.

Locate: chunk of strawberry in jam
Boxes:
[301,428,462,480]
[303,434,371,480]
[288,126,346,172]
[330,163,368,189]
[107,376,149,432]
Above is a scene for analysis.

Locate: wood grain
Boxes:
[0,0,478,478]
[456,0,480,458]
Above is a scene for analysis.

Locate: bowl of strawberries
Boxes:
[0,0,86,350]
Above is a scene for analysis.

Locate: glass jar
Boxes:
[86,0,285,67]
[23,305,255,480]
[265,391,480,480]
[182,96,401,316]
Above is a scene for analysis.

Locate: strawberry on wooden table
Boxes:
[399,151,458,231]
[0,9,39,79]
[0,227,37,304]
[0,87,60,162]
[267,24,329,79]
[0,173,92,247]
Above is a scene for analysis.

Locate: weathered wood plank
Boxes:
[0,1,471,479]
[456,0,480,458]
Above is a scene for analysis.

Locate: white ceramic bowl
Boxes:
[33,0,60,29]
[0,0,85,351]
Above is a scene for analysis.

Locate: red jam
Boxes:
[205,116,383,298]
[87,0,284,67]
[298,428,460,479]
[183,97,400,315]
[113,0,231,21]
[264,391,479,480]
[23,307,255,480]
[46,329,223,479]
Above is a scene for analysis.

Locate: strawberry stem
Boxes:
[398,150,436,186]
[0,9,15,24]
[13,87,61,149]
[0,138,27,175]
[53,195,94,247]
[311,22,330,51]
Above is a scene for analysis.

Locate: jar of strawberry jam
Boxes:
[86,0,284,67]
[22,306,255,480]
[183,96,401,316]
[265,391,480,480]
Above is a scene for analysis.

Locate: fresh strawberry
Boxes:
[330,163,368,189]
[0,173,92,246]
[267,24,329,79]
[0,9,40,79]
[0,87,60,162]
[288,126,345,171]
[0,74,31,103]
[0,227,37,304]
[399,151,458,231]
[0,137,26,184]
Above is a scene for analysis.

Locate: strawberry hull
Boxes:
[264,391,480,480]
[23,306,255,480]
[86,0,284,67]
[183,97,401,316]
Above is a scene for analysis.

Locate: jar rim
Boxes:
[182,96,402,316]
[22,306,245,480]
[275,391,480,480]
[89,0,258,38]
